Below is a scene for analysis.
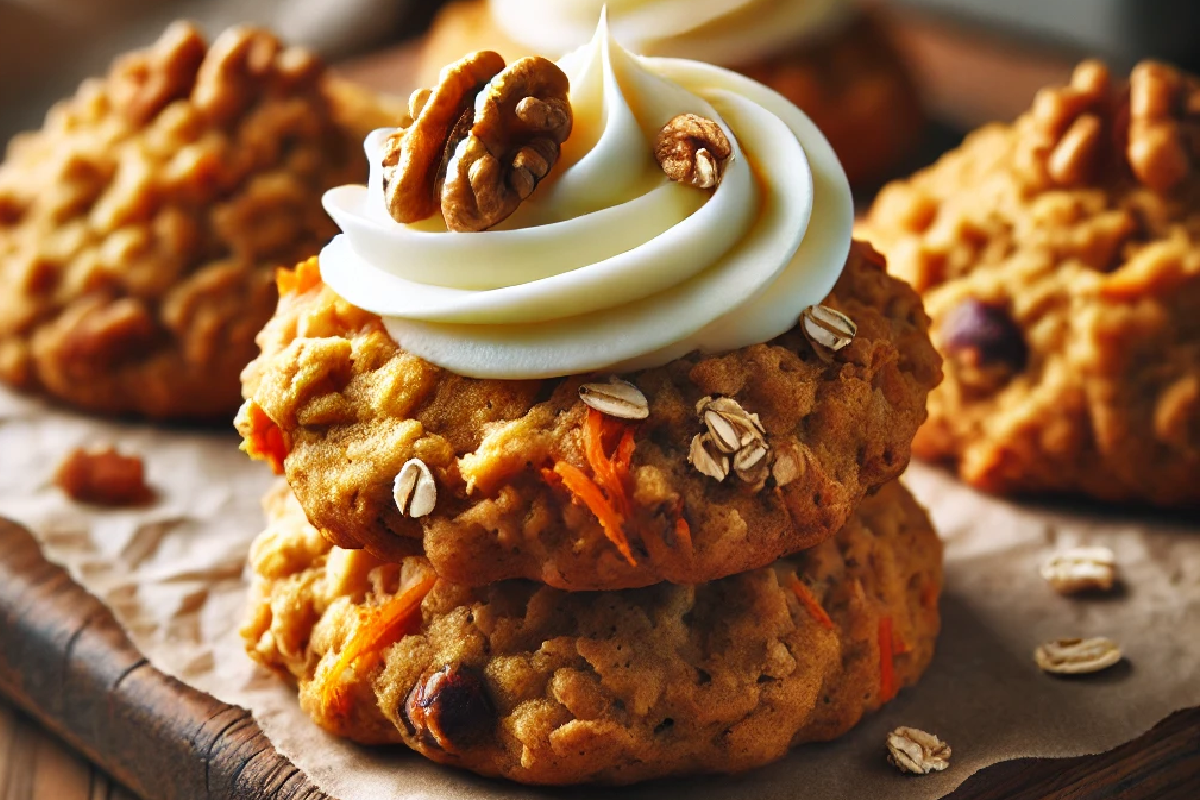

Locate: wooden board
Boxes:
[0,516,1198,799]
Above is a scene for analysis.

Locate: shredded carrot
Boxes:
[787,574,834,630]
[276,256,323,296]
[894,633,912,656]
[583,409,626,515]
[879,615,896,703]
[320,571,437,715]
[611,425,637,480]
[672,497,693,556]
[240,402,288,475]
[552,461,636,566]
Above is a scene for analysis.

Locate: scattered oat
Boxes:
[692,396,770,487]
[697,396,765,454]
[886,727,951,775]
[394,458,437,518]
[1041,547,1116,594]
[55,447,154,506]
[1035,637,1122,675]
[802,304,857,355]
[688,433,729,482]
[578,377,649,420]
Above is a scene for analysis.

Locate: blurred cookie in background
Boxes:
[859,59,1200,508]
[0,22,401,420]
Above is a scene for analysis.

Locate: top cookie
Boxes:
[861,60,1200,507]
[236,240,941,590]
[0,23,398,420]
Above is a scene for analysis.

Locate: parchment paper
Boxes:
[2,384,1198,800]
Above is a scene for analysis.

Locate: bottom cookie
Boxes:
[242,480,942,785]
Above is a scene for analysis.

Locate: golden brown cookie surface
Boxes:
[242,479,942,785]
[0,23,400,420]
[236,242,941,589]
[861,60,1200,507]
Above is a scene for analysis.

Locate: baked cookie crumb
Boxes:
[55,446,153,506]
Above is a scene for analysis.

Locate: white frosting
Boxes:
[490,0,852,65]
[319,17,853,379]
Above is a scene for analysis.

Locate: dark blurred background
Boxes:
[2,0,1199,147]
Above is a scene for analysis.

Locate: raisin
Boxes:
[941,298,1027,370]
[402,664,495,753]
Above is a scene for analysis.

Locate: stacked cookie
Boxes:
[236,22,944,784]
[237,241,944,784]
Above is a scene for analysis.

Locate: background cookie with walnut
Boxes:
[0,22,401,420]
[236,240,940,590]
[859,59,1200,507]
[417,0,924,189]
[241,478,942,785]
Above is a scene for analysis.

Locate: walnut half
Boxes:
[382,52,572,232]
[654,113,732,189]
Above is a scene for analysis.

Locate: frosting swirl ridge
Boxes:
[320,17,853,379]
[490,0,852,65]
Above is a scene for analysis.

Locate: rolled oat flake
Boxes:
[1035,636,1122,675]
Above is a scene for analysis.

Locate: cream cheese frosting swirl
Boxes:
[490,0,852,65]
[320,17,853,379]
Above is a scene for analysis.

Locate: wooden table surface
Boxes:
[0,700,132,800]
[0,7,1195,800]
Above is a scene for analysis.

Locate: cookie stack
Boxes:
[237,21,945,785]
[237,243,944,785]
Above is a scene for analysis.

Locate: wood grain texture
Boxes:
[0,699,137,800]
[0,518,331,800]
[0,515,1198,799]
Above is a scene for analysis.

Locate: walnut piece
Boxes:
[382,51,506,224]
[1127,61,1199,192]
[109,21,207,126]
[1019,58,1200,191]
[654,113,732,189]
[442,56,573,231]
[382,53,572,231]
[55,447,154,506]
[886,727,951,775]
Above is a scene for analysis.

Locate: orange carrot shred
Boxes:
[553,461,636,566]
[673,496,694,556]
[583,409,625,514]
[321,571,437,715]
[241,402,288,475]
[276,256,323,296]
[879,615,896,702]
[787,574,834,630]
